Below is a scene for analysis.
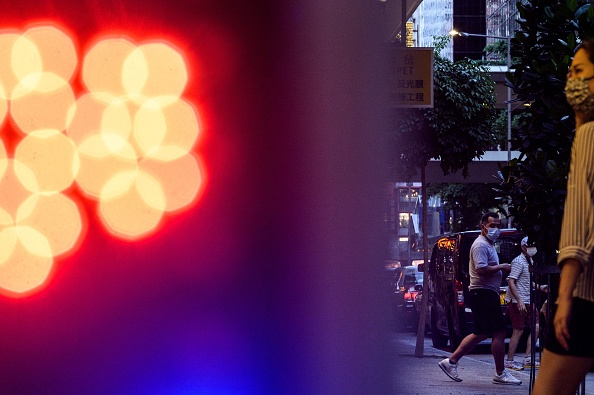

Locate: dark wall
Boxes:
[453,0,487,61]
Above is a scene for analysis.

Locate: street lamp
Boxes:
[449,30,512,162]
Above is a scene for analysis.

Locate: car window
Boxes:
[494,237,521,264]
[460,235,472,273]
[402,272,423,287]
[457,234,522,287]
[495,237,522,286]
[431,237,456,279]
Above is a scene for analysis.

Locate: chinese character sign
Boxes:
[389,47,433,108]
[405,22,414,47]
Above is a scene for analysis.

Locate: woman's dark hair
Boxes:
[575,39,594,64]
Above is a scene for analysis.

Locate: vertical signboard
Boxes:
[405,21,414,47]
[389,47,433,108]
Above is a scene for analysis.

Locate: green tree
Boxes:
[497,0,594,258]
[481,40,522,66]
[491,110,530,151]
[427,183,504,232]
[491,109,509,150]
[392,36,497,180]
[482,40,508,65]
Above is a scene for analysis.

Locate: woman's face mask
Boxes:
[565,76,594,115]
[526,247,537,257]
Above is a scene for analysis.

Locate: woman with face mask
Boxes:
[533,40,594,395]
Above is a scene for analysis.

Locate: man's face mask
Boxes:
[484,226,500,241]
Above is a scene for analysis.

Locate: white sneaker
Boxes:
[505,360,524,371]
[438,358,462,382]
[493,369,522,385]
[523,356,540,369]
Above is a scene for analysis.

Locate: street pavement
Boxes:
[391,330,594,395]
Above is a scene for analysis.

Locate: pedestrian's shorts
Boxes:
[469,288,506,336]
[545,297,594,357]
[508,302,539,330]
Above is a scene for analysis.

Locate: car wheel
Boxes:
[431,308,448,348]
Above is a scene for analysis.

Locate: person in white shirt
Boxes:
[505,236,543,370]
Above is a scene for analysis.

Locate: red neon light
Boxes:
[0,24,204,296]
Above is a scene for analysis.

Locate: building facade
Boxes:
[412,0,487,61]
[412,0,528,61]
[452,0,487,61]
[411,0,454,60]
[486,0,527,41]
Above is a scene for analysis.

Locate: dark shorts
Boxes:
[469,288,506,336]
[508,302,539,330]
[545,297,594,357]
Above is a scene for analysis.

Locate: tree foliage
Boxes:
[484,40,508,61]
[496,0,594,258]
[491,110,509,150]
[427,183,505,232]
[392,36,497,180]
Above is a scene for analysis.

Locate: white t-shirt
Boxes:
[506,253,531,304]
[468,235,501,295]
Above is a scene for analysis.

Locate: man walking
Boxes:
[438,212,522,385]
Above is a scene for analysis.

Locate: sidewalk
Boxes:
[391,332,594,395]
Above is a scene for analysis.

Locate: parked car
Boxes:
[427,230,524,349]
[397,265,430,332]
